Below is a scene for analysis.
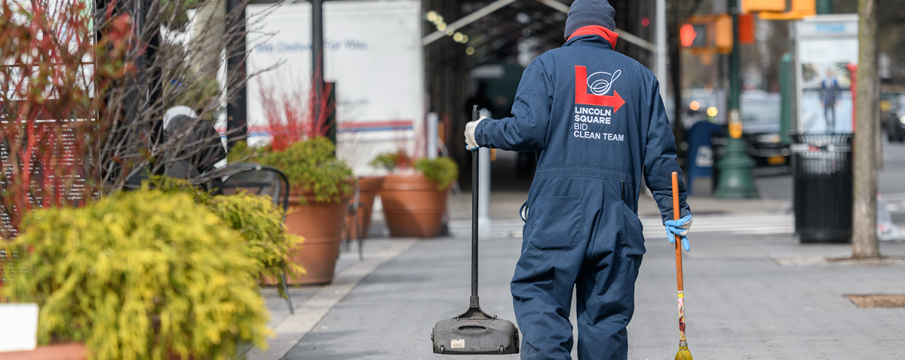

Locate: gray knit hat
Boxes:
[564,0,616,40]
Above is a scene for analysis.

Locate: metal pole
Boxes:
[226,0,247,149]
[714,0,759,199]
[312,0,325,128]
[729,3,740,113]
[779,53,793,144]
[471,107,479,302]
[816,0,833,15]
[478,147,491,239]
[655,0,667,100]
[427,112,438,159]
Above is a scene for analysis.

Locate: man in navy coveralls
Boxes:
[464,1,694,358]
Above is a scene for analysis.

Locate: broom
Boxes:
[671,172,693,360]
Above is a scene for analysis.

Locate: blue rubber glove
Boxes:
[665,214,692,252]
[464,117,485,151]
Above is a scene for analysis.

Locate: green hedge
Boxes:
[1,190,272,360]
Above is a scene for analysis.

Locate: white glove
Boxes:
[464,117,485,151]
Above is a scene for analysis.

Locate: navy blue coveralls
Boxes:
[473,31,691,359]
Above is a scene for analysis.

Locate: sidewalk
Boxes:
[254,228,905,358]
[267,232,905,359]
[251,191,905,359]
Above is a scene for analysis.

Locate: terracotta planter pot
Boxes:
[281,192,349,285]
[379,174,448,238]
[0,343,86,360]
[343,176,385,240]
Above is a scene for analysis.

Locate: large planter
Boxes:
[343,176,385,240]
[379,174,448,238]
[282,192,349,285]
[0,343,86,360]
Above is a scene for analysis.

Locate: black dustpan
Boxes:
[431,106,519,355]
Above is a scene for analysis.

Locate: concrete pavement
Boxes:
[256,188,905,359]
[269,231,905,360]
[253,144,905,359]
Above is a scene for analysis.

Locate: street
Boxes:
[756,137,905,225]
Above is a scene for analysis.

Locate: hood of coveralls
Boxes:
[564,0,616,40]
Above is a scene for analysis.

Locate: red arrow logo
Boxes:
[574,65,625,112]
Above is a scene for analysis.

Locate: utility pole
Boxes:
[714,0,758,199]
[852,0,880,259]
[226,0,247,149]
[312,0,325,131]
[655,0,667,101]
[816,0,833,15]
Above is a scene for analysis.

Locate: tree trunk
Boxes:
[853,0,880,259]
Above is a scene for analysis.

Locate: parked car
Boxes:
[882,92,905,142]
[740,92,790,167]
[682,88,727,128]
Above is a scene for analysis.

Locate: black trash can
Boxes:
[791,134,853,243]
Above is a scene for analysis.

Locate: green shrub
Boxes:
[415,157,459,190]
[207,194,303,282]
[226,140,269,164]
[148,176,304,298]
[370,151,412,172]
[1,190,270,360]
[257,137,353,204]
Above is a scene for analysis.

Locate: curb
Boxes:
[248,239,419,360]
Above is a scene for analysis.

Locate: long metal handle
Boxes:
[471,105,479,301]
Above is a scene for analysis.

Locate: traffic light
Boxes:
[680,15,733,55]
[680,23,707,48]
[738,14,756,44]
[756,0,815,20]
[714,14,732,53]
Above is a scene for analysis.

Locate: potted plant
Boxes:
[1,190,272,360]
[257,137,354,285]
[372,151,458,238]
[343,174,385,240]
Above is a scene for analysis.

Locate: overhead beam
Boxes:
[422,0,518,46]
[423,0,658,54]
[536,0,657,52]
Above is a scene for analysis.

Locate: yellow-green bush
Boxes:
[149,176,304,295]
[1,190,271,360]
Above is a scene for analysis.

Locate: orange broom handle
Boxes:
[671,172,684,292]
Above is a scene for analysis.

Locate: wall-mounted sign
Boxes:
[246,1,424,174]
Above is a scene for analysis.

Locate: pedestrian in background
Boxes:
[821,68,840,132]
